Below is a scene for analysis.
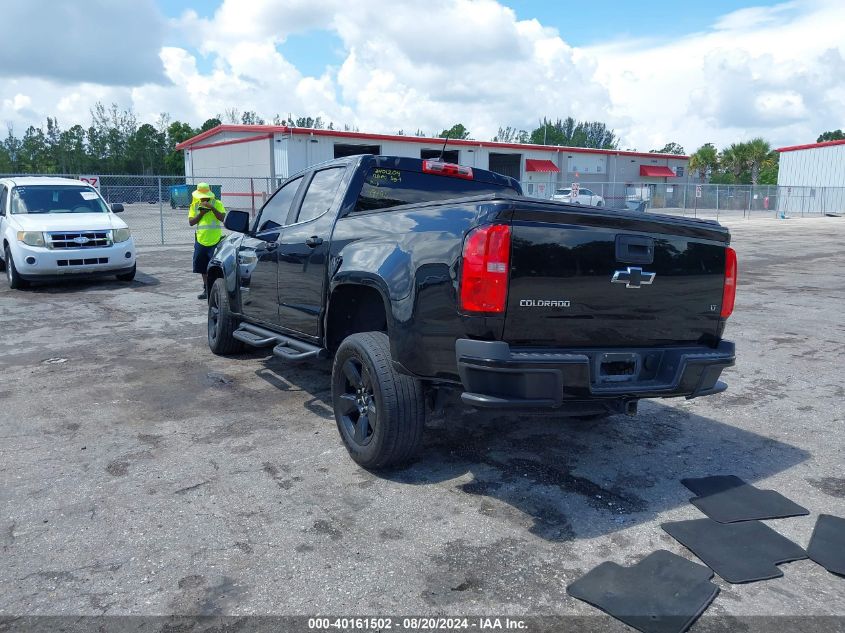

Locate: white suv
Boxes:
[551,187,605,206]
[0,177,136,289]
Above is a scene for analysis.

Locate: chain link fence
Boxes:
[0,173,279,246]
[521,181,845,222]
[4,173,843,246]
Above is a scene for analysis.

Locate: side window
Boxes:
[296,168,345,224]
[0,186,7,215]
[257,177,303,232]
[581,189,593,196]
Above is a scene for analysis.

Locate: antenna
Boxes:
[438,129,452,162]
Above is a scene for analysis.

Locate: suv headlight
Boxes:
[17,231,46,247]
[113,228,132,243]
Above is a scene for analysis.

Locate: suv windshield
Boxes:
[355,167,519,212]
[11,185,109,214]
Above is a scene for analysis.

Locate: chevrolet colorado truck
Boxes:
[207,155,736,468]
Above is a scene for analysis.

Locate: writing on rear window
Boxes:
[369,169,402,185]
[355,168,518,213]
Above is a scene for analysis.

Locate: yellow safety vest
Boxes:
[189,199,226,246]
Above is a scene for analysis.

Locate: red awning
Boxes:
[525,159,560,173]
[640,165,677,177]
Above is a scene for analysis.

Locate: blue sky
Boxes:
[157,0,781,79]
[2,0,842,150]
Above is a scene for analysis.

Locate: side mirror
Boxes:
[224,209,250,233]
[111,203,124,213]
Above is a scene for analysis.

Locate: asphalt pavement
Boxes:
[1,217,843,627]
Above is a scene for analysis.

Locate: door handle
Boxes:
[305,236,323,248]
[615,234,654,265]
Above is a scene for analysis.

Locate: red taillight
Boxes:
[459,224,511,313]
[721,247,737,318]
[422,159,474,180]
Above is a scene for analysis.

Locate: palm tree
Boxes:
[745,137,775,186]
[689,143,718,182]
[720,143,750,183]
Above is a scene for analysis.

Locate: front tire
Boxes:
[332,332,425,469]
[5,246,28,289]
[208,277,244,355]
[116,264,136,281]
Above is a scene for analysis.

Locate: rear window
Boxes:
[355,167,518,212]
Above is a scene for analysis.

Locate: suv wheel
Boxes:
[5,246,28,289]
[116,264,136,282]
[208,277,244,355]
[332,331,424,469]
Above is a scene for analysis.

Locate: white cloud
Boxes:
[586,0,845,150]
[1,0,843,155]
[0,0,167,86]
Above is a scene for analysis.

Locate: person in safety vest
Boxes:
[188,183,226,299]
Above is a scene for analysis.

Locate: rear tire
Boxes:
[208,277,244,355]
[116,264,136,281]
[332,331,425,469]
[5,246,28,289]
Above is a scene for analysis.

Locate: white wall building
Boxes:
[176,125,689,210]
[776,139,845,215]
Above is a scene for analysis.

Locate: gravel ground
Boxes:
[1,216,843,629]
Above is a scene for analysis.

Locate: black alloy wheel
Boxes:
[337,358,377,446]
[207,278,243,355]
[331,332,425,469]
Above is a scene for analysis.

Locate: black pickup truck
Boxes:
[207,155,736,468]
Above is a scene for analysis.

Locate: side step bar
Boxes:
[233,323,327,361]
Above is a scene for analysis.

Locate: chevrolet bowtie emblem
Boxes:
[611,266,656,288]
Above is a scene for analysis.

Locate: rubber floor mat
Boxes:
[566,550,719,633]
[807,514,845,576]
[662,518,807,583]
[681,475,809,523]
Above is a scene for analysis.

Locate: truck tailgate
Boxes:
[504,204,730,347]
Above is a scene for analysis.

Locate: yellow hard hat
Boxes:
[192,182,215,200]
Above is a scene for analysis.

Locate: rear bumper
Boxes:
[456,338,735,410]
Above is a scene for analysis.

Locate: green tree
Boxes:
[164,121,196,174]
[688,143,718,181]
[528,117,616,149]
[816,129,844,143]
[200,117,222,132]
[44,117,62,173]
[58,125,89,174]
[87,102,138,172]
[651,142,685,155]
[128,123,166,174]
[19,125,49,172]
[438,123,470,139]
[744,137,775,186]
[493,126,528,143]
[758,155,779,185]
[720,143,751,183]
[241,111,265,125]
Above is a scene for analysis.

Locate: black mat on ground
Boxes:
[662,518,807,583]
[681,475,809,523]
[566,550,719,633]
[807,514,845,576]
